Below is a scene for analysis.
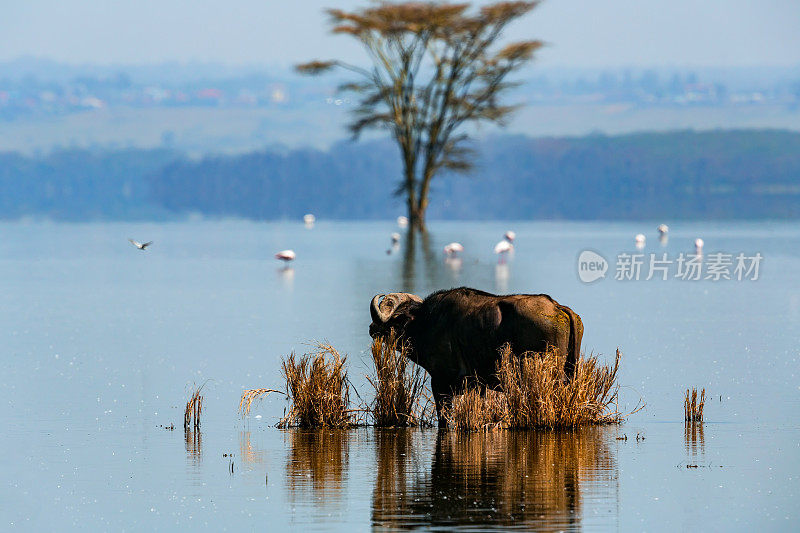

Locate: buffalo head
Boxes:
[369,292,423,342]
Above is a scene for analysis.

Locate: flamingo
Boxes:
[443,242,464,257]
[504,230,516,243]
[397,216,409,229]
[303,214,316,227]
[494,239,513,264]
[128,238,152,250]
[657,224,669,236]
[387,233,401,255]
[635,233,646,249]
[694,238,704,255]
[275,249,296,262]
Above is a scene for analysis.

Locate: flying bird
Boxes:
[275,249,296,262]
[129,238,152,250]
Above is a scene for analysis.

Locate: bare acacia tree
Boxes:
[298,1,542,232]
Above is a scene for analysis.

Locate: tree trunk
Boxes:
[413,167,434,233]
[403,153,423,232]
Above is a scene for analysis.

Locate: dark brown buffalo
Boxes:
[369,287,584,424]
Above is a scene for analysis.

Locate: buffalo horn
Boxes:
[370,292,422,323]
[370,294,388,323]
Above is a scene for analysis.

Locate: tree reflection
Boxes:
[372,428,618,530]
[401,229,446,294]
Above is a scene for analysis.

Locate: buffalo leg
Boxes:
[430,378,449,427]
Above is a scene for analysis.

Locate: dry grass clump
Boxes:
[445,345,625,430]
[446,388,508,431]
[366,334,434,427]
[238,388,283,417]
[277,342,352,428]
[684,387,705,422]
[184,383,205,430]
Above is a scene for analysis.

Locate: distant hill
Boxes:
[1,130,799,221]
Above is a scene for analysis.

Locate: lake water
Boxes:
[1,220,798,531]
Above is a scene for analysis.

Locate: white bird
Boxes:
[443,242,464,257]
[275,249,296,262]
[129,238,152,250]
[494,240,513,263]
[387,233,401,255]
[635,233,646,249]
[657,224,669,236]
[694,238,704,255]
[504,230,516,243]
[303,214,316,227]
[397,216,409,229]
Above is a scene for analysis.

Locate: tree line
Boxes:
[1,130,798,221]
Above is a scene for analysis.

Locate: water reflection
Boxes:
[286,429,349,495]
[684,422,705,461]
[495,263,510,292]
[277,266,295,289]
[401,230,444,293]
[184,428,203,464]
[372,428,618,530]
[444,257,462,281]
[239,430,266,465]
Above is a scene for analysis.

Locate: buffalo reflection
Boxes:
[286,429,349,495]
[372,428,617,530]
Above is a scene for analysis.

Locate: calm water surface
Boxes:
[1,220,798,531]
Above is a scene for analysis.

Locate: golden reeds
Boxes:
[366,334,434,427]
[238,388,283,417]
[444,345,625,430]
[277,342,352,428]
[684,387,705,422]
[446,387,508,431]
[184,383,204,431]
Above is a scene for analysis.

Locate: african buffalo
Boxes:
[369,287,584,424]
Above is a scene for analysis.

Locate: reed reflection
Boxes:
[184,428,202,464]
[684,422,705,460]
[372,428,618,530]
[285,429,349,495]
[239,430,266,465]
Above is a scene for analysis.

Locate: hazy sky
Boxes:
[2,0,799,68]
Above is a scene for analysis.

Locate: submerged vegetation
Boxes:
[684,388,706,422]
[445,346,626,430]
[366,334,434,427]
[277,343,352,429]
